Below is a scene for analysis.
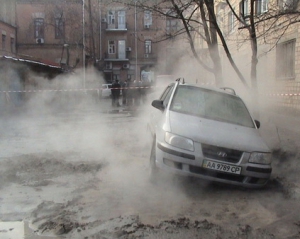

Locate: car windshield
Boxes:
[170,85,255,128]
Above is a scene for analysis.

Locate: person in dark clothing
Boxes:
[111,80,121,107]
[121,80,128,106]
[111,82,116,106]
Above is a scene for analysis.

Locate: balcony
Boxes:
[142,53,157,64]
[104,52,129,62]
[104,58,129,62]
[144,53,157,59]
[105,23,128,32]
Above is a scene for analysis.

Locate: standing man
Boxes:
[121,80,128,106]
[111,80,120,106]
[111,80,116,106]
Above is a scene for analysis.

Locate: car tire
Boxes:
[149,137,159,184]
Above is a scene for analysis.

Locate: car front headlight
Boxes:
[249,152,271,165]
[165,132,194,151]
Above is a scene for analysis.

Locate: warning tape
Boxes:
[0,82,215,93]
[1,89,99,93]
[1,86,300,97]
[266,93,300,97]
[0,86,155,93]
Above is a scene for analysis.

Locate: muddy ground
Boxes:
[1,97,300,239]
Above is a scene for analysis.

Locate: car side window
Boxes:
[160,84,174,108]
[159,84,172,100]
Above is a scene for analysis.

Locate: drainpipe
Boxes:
[82,0,86,90]
[99,0,102,62]
[88,0,96,65]
[135,0,138,81]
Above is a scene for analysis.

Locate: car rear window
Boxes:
[170,85,255,128]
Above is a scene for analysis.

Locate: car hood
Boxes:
[168,111,270,153]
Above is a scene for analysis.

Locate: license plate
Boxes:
[202,160,241,175]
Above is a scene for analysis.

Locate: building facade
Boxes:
[212,0,300,110]
[0,0,186,88]
[99,0,162,83]
[16,0,84,70]
[14,0,178,85]
[0,0,17,58]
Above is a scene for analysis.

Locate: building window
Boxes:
[239,0,250,24]
[10,37,15,53]
[108,10,115,25]
[278,0,298,10]
[166,9,180,35]
[216,4,225,26]
[105,62,112,69]
[34,18,44,38]
[108,10,126,29]
[55,18,65,39]
[2,34,6,50]
[108,40,115,54]
[118,40,126,59]
[240,0,250,17]
[144,10,152,28]
[117,10,126,29]
[276,39,295,80]
[228,11,235,33]
[145,40,152,54]
[166,18,179,35]
[113,74,120,81]
[255,0,268,15]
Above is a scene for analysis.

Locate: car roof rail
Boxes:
[220,87,236,95]
[176,78,185,84]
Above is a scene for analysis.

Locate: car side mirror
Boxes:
[152,100,165,111]
[254,120,260,129]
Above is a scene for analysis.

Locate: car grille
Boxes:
[201,144,243,164]
[163,158,268,185]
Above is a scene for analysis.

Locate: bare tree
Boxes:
[120,0,250,87]
[226,0,300,90]
[134,0,224,84]
[224,0,259,90]
[115,0,300,90]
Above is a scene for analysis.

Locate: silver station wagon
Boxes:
[148,79,272,188]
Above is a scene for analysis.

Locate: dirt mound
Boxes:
[30,201,88,236]
[0,152,103,188]
[267,147,300,199]
[52,216,275,239]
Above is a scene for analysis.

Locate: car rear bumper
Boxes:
[156,142,271,189]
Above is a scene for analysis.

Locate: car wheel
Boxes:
[149,137,159,183]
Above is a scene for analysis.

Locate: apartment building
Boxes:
[0,0,17,58]
[16,0,84,71]
[13,0,179,85]
[100,1,182,83]
[98,0,175,84]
